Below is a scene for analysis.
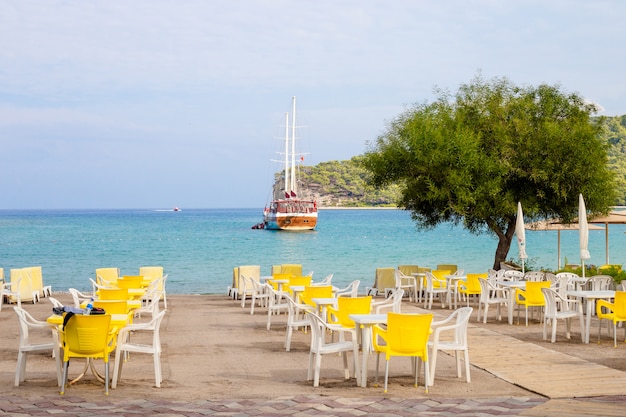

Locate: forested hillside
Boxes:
[605,115,626,205]
[295,115,626,207]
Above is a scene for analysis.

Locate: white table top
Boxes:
[311,297,337,306]
[496,280,526,288]
[566,290,615,299]
[349,313,387,325]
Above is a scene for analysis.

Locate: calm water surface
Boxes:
[1,208,624,294]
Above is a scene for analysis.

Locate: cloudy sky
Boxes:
[1,0,625,209]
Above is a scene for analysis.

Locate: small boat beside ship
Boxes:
[259,97,317,231]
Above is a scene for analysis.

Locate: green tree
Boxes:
[361,75,616,269]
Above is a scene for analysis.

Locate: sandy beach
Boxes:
[1,291,625,412]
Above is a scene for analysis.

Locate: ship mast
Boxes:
[290,96,297,195]
[283,111,290,196]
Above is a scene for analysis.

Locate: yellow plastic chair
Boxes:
[327,296,372,343]
[117,276,143,289]
[597,291,626,347]
[98,288,129,301]
[373,312,433,393]
[139,266,167,307]
[458,273,484,307]
[285,275,312,296]
[436,264,457,274]
[299,285,333,310]
[281,264,303,277]
[515,281,550,326]
[59,314,116,395]
[93,300,129,315]
[95,268,120,286]
[431,269,451,285]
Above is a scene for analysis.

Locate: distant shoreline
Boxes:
[318,206,399,210]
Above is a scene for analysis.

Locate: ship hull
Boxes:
[263,199,318,230]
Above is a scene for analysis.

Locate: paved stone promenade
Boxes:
[3,394,626,416]
[0,393,548,416]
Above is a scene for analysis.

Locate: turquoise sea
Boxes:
[1,208,625,295]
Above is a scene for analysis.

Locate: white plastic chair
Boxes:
[428,307,473,385]
[69,288,94,308]
[588,275,612,291]
[240,275,269,315]
[48,297,64,309]
[477,278,507,323]
[305,311,360,387]
[112,309,167,388]
[423,272,447,309]
[311,274,333,286]
[370,288,404,314]
[265,284,289,330]
[394,270,417,301]
[240,275,266,312]
[1,278,22,311]
[284,296,311,352]
[503,270,524,281]
[335,280,360,298]
[524,271,545,282]
[134,290,162,319]
[541,287,584,343]
[14,306,62,386]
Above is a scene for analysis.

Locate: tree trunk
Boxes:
[491,220,516,270]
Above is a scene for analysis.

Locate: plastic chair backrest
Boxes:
[96,268,120,284]
[281,264,303,277]
[463,274,483,292]
[432,269,451,280]
[524,271,545,282]
[23,266,44,297]
[300,285,333,307]
[524,281,551,304]
[386,312,432,357]
[93,300,128,314]
[589,275,612,291]
[117,276,143,289]
[398,265,420,276]
[436,264,457,274]
[375,268,396,291]
[613,291,626,318]
[288,276,312,287]
[139,266,163,281]
[10,269,34,302]
[541,287,559,316]
[235,265,260,293]
[98,288,129,300]
[63,314,112,357]
[331,296,372,327]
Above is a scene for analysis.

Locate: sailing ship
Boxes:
[261,97,318,231]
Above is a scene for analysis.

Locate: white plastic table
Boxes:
[496,280,526,324]
[566,290,615,343]
[445,275,466,309]
[349,313,387,387]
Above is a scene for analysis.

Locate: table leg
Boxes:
[584,299,593,344]
[359,325,372,387]
[508,289,515,325]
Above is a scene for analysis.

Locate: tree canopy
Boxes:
[361,75,616,269]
